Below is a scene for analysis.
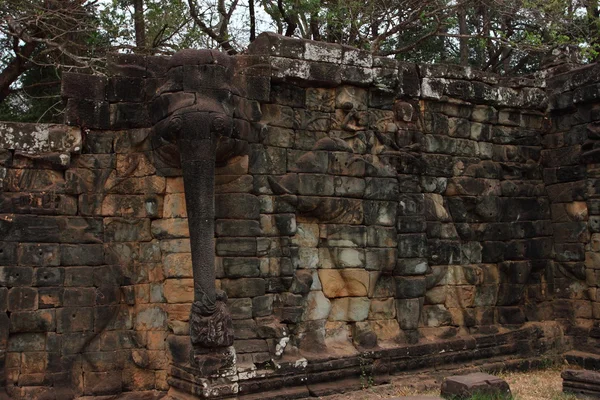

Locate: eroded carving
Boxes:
[152,49,242,373]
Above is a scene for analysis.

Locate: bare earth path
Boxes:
[320,366,582,400]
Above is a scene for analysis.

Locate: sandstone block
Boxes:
[163,279,194,303]
[441,373,511,399]
[319,269,369,298]
[302,291,331,320]
[329,297,370,321]
[396,298,422,330]
[221,278,266,298]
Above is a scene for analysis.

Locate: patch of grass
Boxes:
[446,393,513,400]
[550,394,579,400]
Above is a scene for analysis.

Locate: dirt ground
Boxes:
[321,363,583,400]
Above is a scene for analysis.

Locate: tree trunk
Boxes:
[587,0,599,59]
[0,41,38,104]
[249,0,256,42]
[459,6,468,65]
[133,0,146,51]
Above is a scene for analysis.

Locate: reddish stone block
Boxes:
[441,372,511,399]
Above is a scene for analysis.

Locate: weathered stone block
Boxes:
[223,257,260,278]
[297,174,334,196]
[249,144,287,175]
[396,298,422,330]
[163,279,193,303]
[319,269,369,298]
[38,287,64,309]
[10,310,56,333]
[0,287,6,312]
[395,258,429,276]
[0,266,33,287]
[365,249,397,273]
[329,297,370,321]
[8,287,38,311]
[0,242,17,266]
[364,200,397,226]
[395,277,426,299]
[60,244,104,266]
[18,244,60,267]
[221,278,266,298]
[62,72,107,100]
[216,237,257,256]
[57,307,94,333]
[302,291,331,321]
[397,234,427,258]
[83,370,122,396]
[441,372,511,399]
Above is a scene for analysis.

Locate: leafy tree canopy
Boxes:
[0,0,598,121]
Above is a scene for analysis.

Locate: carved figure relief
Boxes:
[151,49,244,373]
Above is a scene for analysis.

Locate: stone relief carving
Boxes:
[151,49,244,374]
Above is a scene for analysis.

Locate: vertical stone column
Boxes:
[151,49,238,375]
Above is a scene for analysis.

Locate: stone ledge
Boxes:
[168,323,563,399]
[0,122,81,155]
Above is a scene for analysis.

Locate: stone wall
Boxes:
[0,32,598,398]
[545,63,600,348]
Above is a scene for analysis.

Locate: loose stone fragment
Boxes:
[440,372,511,399]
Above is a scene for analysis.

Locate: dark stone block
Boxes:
[247,32,305,58]
[216,219,260,237]
[275,214,297,236]
[289,270,313,295]
[496,284,525,306]
[307,62,341,87]
[110,102,150,129]
[481,241,506,263]
[65,98,110,129]
[64,267,94,287]
[9,309,56,332]
[61,72,107,101]
[216,237,257,256]
[497,306,526,325]
[270,83,306,107]
[93,265,123,287]
[60,244,104,266]
[57,307,94,333]
[38,287,63,309]
[18,243,60,267]
[215,193,260,219]
[0,266,33,287]
[441,372,511,399]
[428,240,461,265]
[252,295,273,317]
[397,234,427,258]
[395,277,426,299]
[221,278,266,298]
[0,288,6,312]
[83,131,114,154]
[107,76,145,102]
[369,87,395,109]
[63,288,96,307]
[0,242,17,265]
[83,371,123,396]
[103,218,151,242]
[94,305,132,331]
[95,285,120,305]
[8,287,38,311]
[499,261,532,284]
[223,257,260,278]
[395,258,428,276]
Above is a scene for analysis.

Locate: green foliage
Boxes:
[1,0,599,121]
[0,66,62,123]
[359,357,374,389]
[99,0,205,53]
